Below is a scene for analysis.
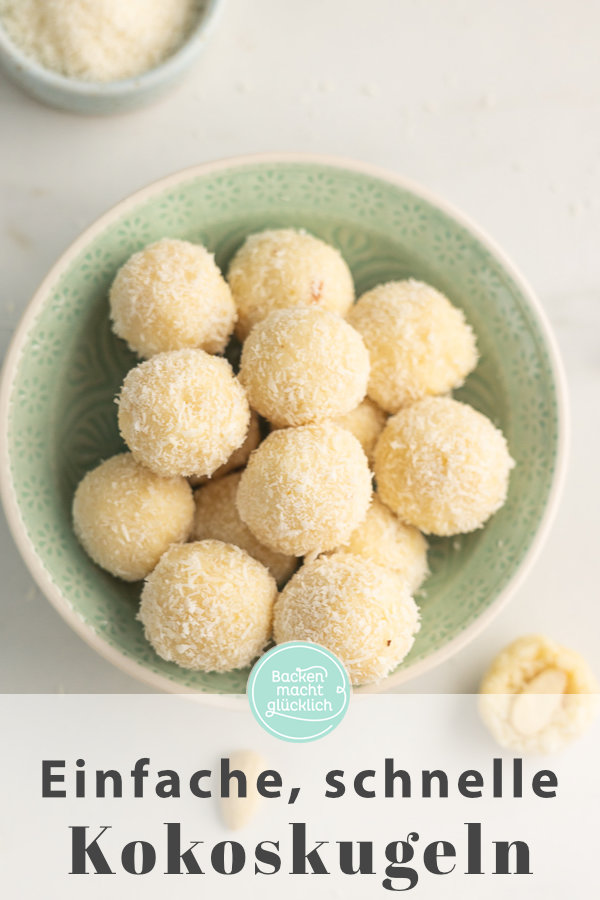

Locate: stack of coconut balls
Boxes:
[72,229,514,686]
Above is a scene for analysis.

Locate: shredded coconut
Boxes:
[72,452,194,581]
[348,279,478,413]
[193,472,297,587]
[139,541,277,672]
[227,229,355,340]
[110,238,236,359]
[323,495,429,594]
[189,411,261,487]
[374,396,514,536]
[117,349,250,479]
[0,0,200,82]
[334,397,387,465]
[237,422,373,557]
[239,307,369,427]
[274,554,420,686]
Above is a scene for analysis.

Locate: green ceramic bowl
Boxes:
[0,154,568,694]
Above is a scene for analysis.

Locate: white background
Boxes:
[0,0,599,692]
[2,695,598,897]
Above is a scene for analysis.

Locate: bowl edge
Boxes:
[0,151,570,697]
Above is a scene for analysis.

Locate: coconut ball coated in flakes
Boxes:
[333,397,387,465]
[72,453,194,581]
[347,279,478,413]
[375,396,514,535]
[479,635,599,754]
[139,540,277,672]
[239,308,369,427]
[193,472,297,586]
[109,238,236,358]
[236,422,372,557]
[118,349,250,479]
[227,228,355,340]
[329,495,428,593]
[189,410,261,487]
[274,554,420,686]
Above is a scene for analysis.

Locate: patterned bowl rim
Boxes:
[0,152,569,699]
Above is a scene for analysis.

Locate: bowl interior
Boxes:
[4,159,561,692]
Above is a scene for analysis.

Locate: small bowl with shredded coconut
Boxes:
[0,0,222,113]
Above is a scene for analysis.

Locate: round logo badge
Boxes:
[247,642,351,742]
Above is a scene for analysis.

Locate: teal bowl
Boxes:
[0,154,568,693]
[0,0,223,114]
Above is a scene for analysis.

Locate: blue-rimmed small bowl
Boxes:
[0,0,223,114]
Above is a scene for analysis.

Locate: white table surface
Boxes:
[1,0,598,693]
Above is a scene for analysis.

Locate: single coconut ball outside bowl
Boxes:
[0,154,567,697]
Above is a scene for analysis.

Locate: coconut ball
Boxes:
[334,397,387,465]
[109,238,236,358]
[239,308,369,427]
[375,397,514,535]
[72,453,194,581]
[347,279,478,413]
[329,495,428,593]
[139,540,277,672]
[237,422,372,556]
[193,472,297,586]
[118,349,250,479]
[274,554,420,685]
[227,228,355,340]
[189,410,261,487]
[479,635,599,754]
